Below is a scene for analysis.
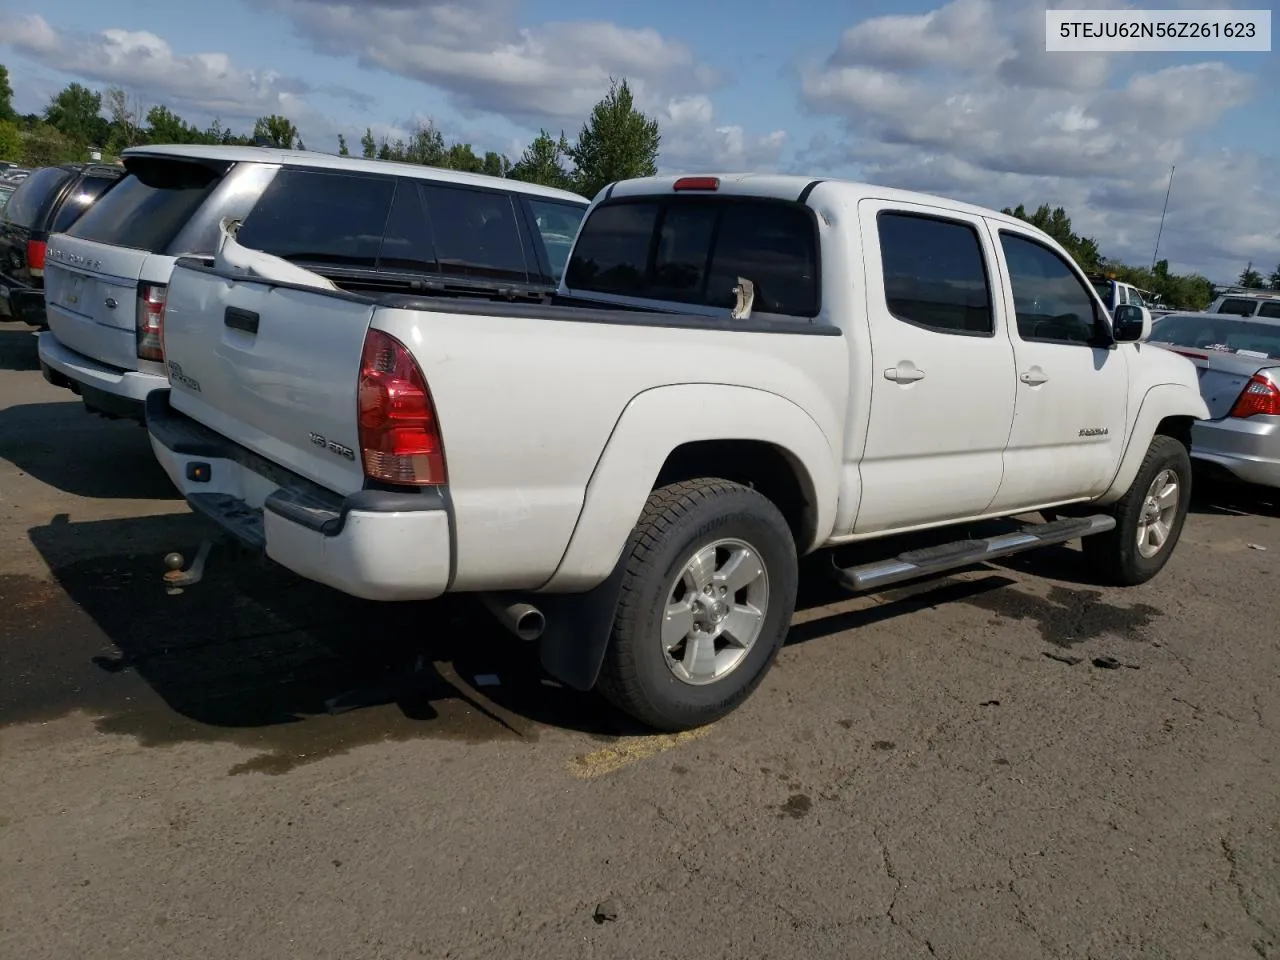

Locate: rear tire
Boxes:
[596,479,798,731]
[1083,435,1191,586]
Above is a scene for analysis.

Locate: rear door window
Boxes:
[2,167,73,229]
[50,173,119,234]
[565,197,820,317]
[67,158,226,253]
[877,212,993,335]
[237,168,396,269]
[419,184,529,282]
[1258,302,1280,319]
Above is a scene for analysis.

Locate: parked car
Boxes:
[1088,273,1148,313]
[1146,311,1280,489]
[0,181,16,213]
[0,163,123,327]
[146,172,1208,730]
[1206,289,1280,319]
[38,145,589,422]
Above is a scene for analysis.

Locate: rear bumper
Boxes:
[146,390,452,601]
[38,332,164,422]
[1191,416,1280,489]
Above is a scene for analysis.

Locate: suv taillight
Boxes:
[136,282,167,362]
[357,329,446,485]
[26,240,46,276]
[1229,372,1280,418]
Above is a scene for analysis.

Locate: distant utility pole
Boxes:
[1151,164,1175,271]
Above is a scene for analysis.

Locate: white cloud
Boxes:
[0,13,369,129]
[658,95,787,172]
[799,0,1276,279]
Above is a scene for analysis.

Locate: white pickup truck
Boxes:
[147,173,1209,730]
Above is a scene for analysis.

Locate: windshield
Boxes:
[1090,279,1112,303]
[1149,314,1280,360]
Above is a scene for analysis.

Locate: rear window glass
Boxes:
[526,198,587,281]
[67,159,224,253]
[238,169,395,269]
[1216,298,1259,316]
[50,174,119,233]
[1149,315,1280,360]
[565,198,819,317]
[2,167,73,229]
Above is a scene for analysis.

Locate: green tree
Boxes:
[566,78,659,199]
[1001,203,1101,273]
[20,123,81,165]
[253,114,300,149]
[481,151,512,178]
[0,65,15,123]
[1239,262,1264,288]
[360,127,376,159]
[45,82,108,146]
[147,105,203,144]
[105,87,145,150]
[444,141,483,172]
[0,119,21,161]
[1268,263,1280,291]
[509,129,573,190]
[337,133,349,156]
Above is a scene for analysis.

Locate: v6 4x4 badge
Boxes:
[309,432,356,461]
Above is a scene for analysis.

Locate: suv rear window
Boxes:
[50,173,120,234]
[67,158,225,254]
[2,167,73,229]
[565,197,820,318]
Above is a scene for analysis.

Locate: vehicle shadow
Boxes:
[0,401,181,500]
[0,326,39,372]
[18,512,639,774]
[1188,467,1280,520]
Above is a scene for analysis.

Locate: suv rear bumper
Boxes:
[38,331,164,422]
[146,390,452,601]
[1192,416,1280,489]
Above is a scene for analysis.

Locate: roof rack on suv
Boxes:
[1215,286,1280,299]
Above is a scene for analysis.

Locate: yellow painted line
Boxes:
[569,726,713,779]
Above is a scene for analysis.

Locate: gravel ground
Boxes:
[1,325,1277,960]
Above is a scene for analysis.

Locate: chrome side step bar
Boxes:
[831,514,1116,593]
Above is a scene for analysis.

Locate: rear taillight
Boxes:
[1229,372,1280,418]
[357,329,446,485]
[136,282,167,362]
[26,240,46,276]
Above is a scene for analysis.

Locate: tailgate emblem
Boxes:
[310,432,356,461]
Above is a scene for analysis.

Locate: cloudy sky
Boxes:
[1,0,1276,281]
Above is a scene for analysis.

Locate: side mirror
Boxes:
[1113,303,1151,343]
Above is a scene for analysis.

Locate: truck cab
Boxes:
[146,172,1208,731]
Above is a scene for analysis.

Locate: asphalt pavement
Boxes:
[1,324,1278,960]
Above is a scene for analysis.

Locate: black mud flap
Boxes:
[535,559,628,691]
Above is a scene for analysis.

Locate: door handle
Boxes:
[1020,370,1049,386]
[884,365,925,383]
[225,306,259,335]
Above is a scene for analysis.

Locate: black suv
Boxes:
[0,163,123,327]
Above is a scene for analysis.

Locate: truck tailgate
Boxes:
[162,263,373,495]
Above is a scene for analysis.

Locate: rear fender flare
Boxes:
[1097,383,1209,505]
[542,383,838,593]
[533,383,836,692]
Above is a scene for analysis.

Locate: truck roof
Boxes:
[605,173,1043,232]
[120,144,588,205]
